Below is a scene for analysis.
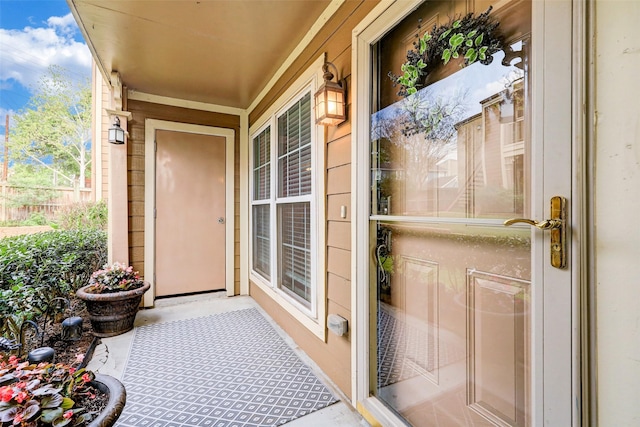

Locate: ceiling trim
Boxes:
[127,90,246,116]
[247,0,345,115]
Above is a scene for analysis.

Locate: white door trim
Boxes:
[144,119,235,306]
[351,0,583,425]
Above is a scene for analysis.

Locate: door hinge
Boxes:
[154,208,157,218]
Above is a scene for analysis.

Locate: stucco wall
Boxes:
[595,1,640,425]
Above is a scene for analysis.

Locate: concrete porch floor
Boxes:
[86,292,369,426]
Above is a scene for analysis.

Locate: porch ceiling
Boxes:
[68,0,332,110]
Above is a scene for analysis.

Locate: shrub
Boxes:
[21,211,49,226]
[54,201,107,231]
[0,230,107,341]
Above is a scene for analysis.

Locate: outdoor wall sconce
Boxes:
[314,61,346,126]
[108,116,125,144]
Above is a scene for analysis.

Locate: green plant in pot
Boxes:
[76,263,150,338]
[0,354,125,427]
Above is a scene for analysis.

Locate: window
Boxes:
[251,93,314,306]
[252,127,271,279]
[249,55,326,336]
[277,93,313,306]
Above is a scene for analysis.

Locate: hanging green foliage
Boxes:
[389,6,504,97]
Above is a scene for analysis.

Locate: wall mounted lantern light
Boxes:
[108,116,125,144]
[314,61,346,126]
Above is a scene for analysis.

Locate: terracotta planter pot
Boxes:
[89,374,127,427]
[77,282,150,337]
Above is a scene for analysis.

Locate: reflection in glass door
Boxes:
[370,1,532,425]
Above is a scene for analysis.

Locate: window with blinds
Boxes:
[278,203,311,303]
[250,89,315,310]
[276,92,313,306]
[278,93,312,198]
[251,127,271,279]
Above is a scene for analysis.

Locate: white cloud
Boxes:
[47,13,78,31]
[0,13,91,92]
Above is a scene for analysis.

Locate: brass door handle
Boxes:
[504,196,567,269]
[503,218,562,230]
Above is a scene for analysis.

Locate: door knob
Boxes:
[504,196,567,269]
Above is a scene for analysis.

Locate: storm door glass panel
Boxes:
[252,127,271,279]
[370,1,532,426]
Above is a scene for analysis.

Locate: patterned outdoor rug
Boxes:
[115,308,337,427]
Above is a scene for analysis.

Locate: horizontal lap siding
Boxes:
[248,0,380,399]
[126,99,240,293]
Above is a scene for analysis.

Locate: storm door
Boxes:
[361,0,575,425]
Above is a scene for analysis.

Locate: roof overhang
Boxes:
[68,0,335,110]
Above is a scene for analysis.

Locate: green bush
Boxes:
[54,200,108,231]
[21,211,49,226]
[0,229,107,341]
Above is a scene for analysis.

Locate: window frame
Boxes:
[249,54,327,340]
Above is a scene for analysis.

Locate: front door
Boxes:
[358,0,576,425]
[155,130,227,296]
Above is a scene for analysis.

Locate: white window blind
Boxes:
[278,93,312,198]
[253,127,271,200]
[278,203,311,303]
[251,127,271,279]
[277,92,313,306]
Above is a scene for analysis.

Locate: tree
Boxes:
[9,66,91,188]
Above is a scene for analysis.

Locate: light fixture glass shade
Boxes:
[108,117,126,144]
[314,79,346,126]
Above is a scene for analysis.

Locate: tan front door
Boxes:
[155,130,226,296]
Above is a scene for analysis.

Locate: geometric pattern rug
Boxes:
[115,308,337,427]
[377,303,465,389]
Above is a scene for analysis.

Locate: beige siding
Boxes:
[248,0,381,399]
[125,100,241,293]
[99,78,111,200]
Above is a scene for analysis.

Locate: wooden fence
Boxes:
[0,183,93,222]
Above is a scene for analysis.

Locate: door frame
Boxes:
[144,119,235,306]
[351,0,586,425]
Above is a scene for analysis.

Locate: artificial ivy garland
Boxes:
[390,7,504,97]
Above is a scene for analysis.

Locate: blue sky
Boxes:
[0,0,92,137]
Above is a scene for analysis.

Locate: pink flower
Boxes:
[75,354,84,363]
[69,367,76,374]
[63,410,74,419]
[0,386,13,402]
[8,355,18,364]
[14,391,28,403]
[13,412,23,424]
[82,373,91,383]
